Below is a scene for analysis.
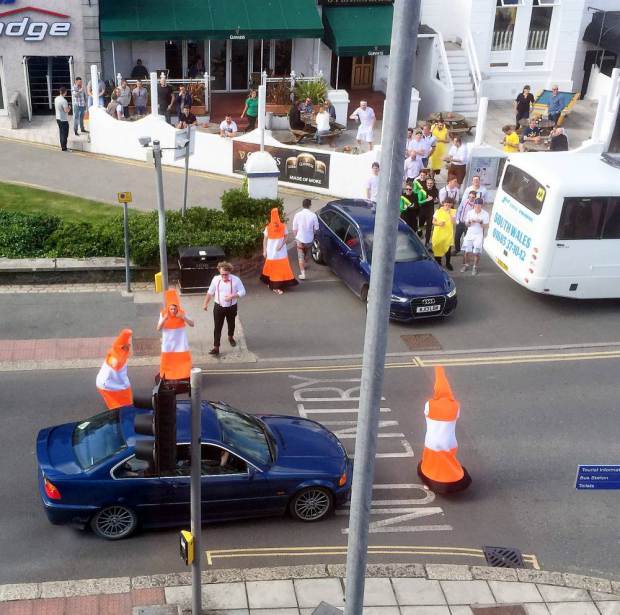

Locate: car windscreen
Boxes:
[501,164,546,215]
[363,229,426,264]
[214,405,272,465]
[73,411,127,470]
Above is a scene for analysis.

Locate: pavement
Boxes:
[1,563,620,614]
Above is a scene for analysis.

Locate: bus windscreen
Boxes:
[501,165,546,215]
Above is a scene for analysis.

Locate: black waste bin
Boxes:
[178,246,225,294]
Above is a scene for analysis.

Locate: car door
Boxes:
[329,223,367,296]
[320,210,350,267]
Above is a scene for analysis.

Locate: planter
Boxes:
[265,103,290,116]
[191,105,207,116]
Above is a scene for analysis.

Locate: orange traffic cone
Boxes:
[158,289,192,381]
[417,366,471,493]
[96,328,133,410]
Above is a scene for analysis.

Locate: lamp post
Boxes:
[152,140,169,292]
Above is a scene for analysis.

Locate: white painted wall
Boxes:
[101,39,132,82]
[372,55,390,94]
[291,39,316,77]
[586,64,612,100]
[414,38,452,120]
[421,0,472,43]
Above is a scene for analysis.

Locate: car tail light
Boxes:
[44,478,61,500]
[338,472,347,487]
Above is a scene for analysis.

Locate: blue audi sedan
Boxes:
[312,200,457,321]
[37,401,351,539]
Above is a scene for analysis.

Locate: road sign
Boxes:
[174,127,195,160]
[575,465,620,489]
[117,191,132,203]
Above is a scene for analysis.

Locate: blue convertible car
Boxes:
[37,401,351,539]
[311,200,457,321]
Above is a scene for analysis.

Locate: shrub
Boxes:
[294,79,328,104]
[0,211,60,258]
[220,187,284,222]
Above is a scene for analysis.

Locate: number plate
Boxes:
[497,258,508,271]
[416,305,441,313]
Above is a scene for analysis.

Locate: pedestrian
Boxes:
[405,127,415,156]
[314,105,331,145]
[71,77,87,136]
[176,105,197,129]
[419,176,439,247]
[260,208,298,295]
[514,84,535,128]
[106,94,122,120]
[444,136,468,186]
[157,75,173,124]
[403,151,423,184]
[547,85,563,125]
[412,130,431,168]
[349,100,376,151]
[132,80,148,116]
[157,289,194,381]
[428,118,450,176]
[54,86,70,151]
[431,197,456,270]
[300,97,314,114]
[400,184,417,232]
[454,190,477,254]
[365,161,380,201]
[240,89,258,131]
[550,126,569,151]
[203,262,246,356]
[459,175,487,206]
[438,175,460,206]
[421,124,437,167]
[86,75,105,108]
[501,124,520,153]
[188,56,205,79]
[176,85,193,117]
[96,328,133,410]
[117,79,132,119]
[292,198,319,280]
[289,100,305,130]
[460,198,489,276]
[130,58,149,80]
[324,98,337,122]
[219,114,238,137]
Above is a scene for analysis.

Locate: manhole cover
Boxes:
[400,333,442,351]
[132,338,161,357]
[472,607,527,614]
[483,545,525,568]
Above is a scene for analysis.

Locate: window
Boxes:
[253,40,271,74]
[114,456,154,479]
[528,0,555,50]
[601,198,620,239]
[363,229,426,265]
[201,445,247,476]
[493,0,518,50]
[73,411,127,470]
[344,227,362,256]
[325,211,351,243]
[501,165,546,215]
[274,40,292,76]
[557,198,606,240]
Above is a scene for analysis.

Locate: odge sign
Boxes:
[0,5,71,42]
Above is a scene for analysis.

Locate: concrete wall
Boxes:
[421,0,472,43]
[414,38,452,120]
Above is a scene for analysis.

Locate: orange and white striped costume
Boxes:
[260,208,298,291]
[96,328,133,410]
[158,289,192,380]
[417,366,471,493]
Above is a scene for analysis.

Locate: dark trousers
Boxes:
[401,207,418,233]
[418,205,434,245]
[454,221,468,252]
[548,112,560,125]
[213,303,237,347]
[516,111,529,128]
[435,249,451,268]
[57,120,69,150]
[246,115,257,131]
[159,105,172,124]
[123,105,130,119]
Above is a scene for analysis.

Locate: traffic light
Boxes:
[134,381,177,475]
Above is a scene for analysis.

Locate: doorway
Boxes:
[351,56,374,89]
[581,49,618,97]
[209,39,250,91]
[26,56,70,115]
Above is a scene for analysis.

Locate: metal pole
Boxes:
[336,56,340,90]
[152,140,169,293]
[122,202,131,293]
[258,84,266,151]
[342,1,420,614]
[112,41,117,85]
[260,39,264,72]
[190,367,203,615]
[474,96,488,147]
[182,126,191,216]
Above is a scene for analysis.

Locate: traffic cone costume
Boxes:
[260,208,298,291]
[96,328,133,410]
[417,366,471,493]
[159,289,192,380]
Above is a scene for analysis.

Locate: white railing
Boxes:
[433,32,454,94]
[527,29,549,50]
[492,30,513,51]
[464,29,481,98]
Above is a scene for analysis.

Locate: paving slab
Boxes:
[440,580,495,605]
[488,581,542,603]
[293,578,344,609]
[522,605,550,615]
[536,584,589,602]
[400,607,452,614]
[246,579,297,609]
[547,603,599,615]
[359,577,398,606]
[392,578,447,606]
[597,603,620,615]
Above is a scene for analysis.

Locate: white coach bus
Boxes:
[484,152,620,299]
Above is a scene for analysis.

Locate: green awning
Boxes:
[322,5,393,57]
[100,0,323,41]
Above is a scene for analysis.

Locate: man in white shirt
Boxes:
[54,87,70,151]
[292,198,319,280]
[421,124,436,166]
[203,262,246,356]
[460,199,489,276]
[445,136,469,186]
[350,100,376,151]
[365,162,380,201]
[403,152,423,183]
[459,175,487,208]
[405,127,415,156]
[219,115,238,138]
[314,105,331,145]
[438,175,460,205]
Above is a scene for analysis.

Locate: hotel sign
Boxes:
[0,6,71,42]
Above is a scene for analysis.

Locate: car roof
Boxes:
[322,198,407,234]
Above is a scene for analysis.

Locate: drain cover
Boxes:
[400,333,442,351]
[473,607,527,615]
[132,338,161,357]
[483,545,525,568]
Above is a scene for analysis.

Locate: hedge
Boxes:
[0,191,283,266]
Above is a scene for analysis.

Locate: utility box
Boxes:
[326,89,350,127]
[245,150,279,199]
[178,246,225,294]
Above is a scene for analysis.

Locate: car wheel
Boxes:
[289,487,334,522]
[311,239,325,265]
[90,505,138,540]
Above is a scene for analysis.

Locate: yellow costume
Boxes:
[503,131,520,153]
[428,124,450,172]
[431,207,456,257]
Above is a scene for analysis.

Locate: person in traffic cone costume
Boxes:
[96,328,133,410]
[260,207,298,295]
[417,366,471,493]
[157,288,194,380]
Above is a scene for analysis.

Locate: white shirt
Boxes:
[422,133,436,150]
[54,95,69,121]
[315,111,331,132]
[352,106,375,128]
[405,137,415,154]
[460,184,488,207]
[207,274,246,307]
[365,174,379,201]
[293,209,319,244]
[439,185,460,204]
[463,208,490,239]
[404,156,423,180]
[220,120,238,134]
[448,144,468,165]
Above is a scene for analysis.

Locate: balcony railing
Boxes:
[492,29,549,52]
[492,30,513,51]
[527,29,549,50]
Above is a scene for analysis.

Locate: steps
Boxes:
[445,47,478,119]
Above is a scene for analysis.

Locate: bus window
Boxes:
[501,165,546,215]
[556,198,606,240]
[601,198,620,239]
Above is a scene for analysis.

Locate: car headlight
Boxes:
[447,287,457,298]
[390,294,409,303]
